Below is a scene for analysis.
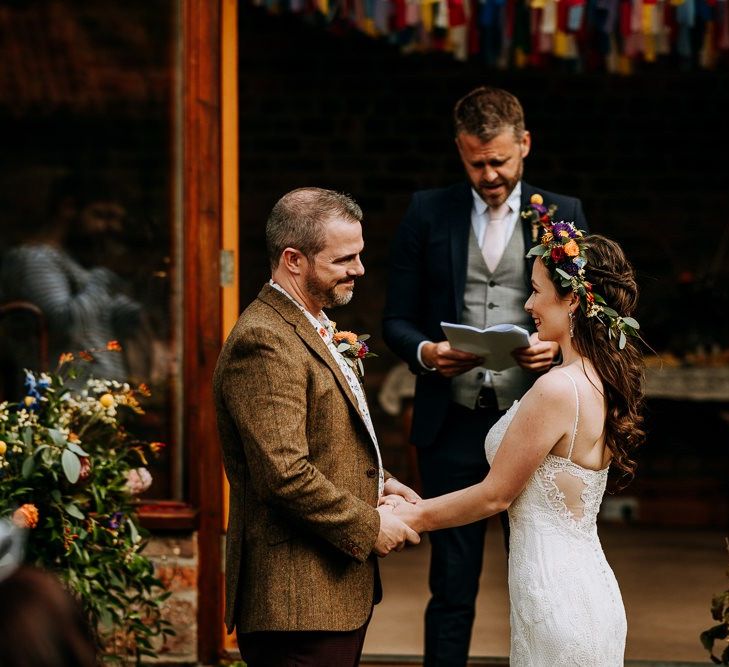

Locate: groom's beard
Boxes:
[305,272,355,308]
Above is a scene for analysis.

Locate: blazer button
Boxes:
[366,467,377,478]
[489,280,497,287]
[487,302,496,309]
[351,546,361,557]
[476,371,484,380]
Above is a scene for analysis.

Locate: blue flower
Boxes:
[108,511,123,530]
[23,371,43,410]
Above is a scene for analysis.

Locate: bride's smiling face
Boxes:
[524,258,573,342]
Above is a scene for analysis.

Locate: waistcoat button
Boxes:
[366,467,377,478]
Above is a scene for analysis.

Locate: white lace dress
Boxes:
[485,371,626,666]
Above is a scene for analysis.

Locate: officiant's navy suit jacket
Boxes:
[382,180,588,448]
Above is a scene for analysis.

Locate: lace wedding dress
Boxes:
[485,370,626,666]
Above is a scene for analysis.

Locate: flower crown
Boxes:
[523,194,640,350]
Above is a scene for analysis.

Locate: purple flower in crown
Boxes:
[551,221,578,239]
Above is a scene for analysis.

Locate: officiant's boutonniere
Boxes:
[333,330,377,378]
[521,193,558,243]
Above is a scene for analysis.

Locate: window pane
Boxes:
[0,0,182,499]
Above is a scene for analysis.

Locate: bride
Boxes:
[387,221,645,666]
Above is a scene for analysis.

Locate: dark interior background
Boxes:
[238,4,729,526]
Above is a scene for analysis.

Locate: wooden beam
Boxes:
[221,0,239,653]
[182,0,224,662]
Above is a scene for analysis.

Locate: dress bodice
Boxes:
[485,377,609,537]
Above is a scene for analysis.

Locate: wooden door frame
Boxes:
[182,0,231,661]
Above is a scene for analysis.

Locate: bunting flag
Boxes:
[251,0,728,70]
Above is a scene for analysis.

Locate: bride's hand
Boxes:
[378,494,405,508]
[393,499,426,534]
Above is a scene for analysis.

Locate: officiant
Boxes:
[382,85,588,667]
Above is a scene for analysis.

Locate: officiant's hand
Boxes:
[374,505,421,556]
[512,332,559,372]
[421,341,483,377]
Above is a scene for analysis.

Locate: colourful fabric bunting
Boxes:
[251,0,729,69]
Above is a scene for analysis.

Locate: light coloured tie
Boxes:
[482,203,510,272]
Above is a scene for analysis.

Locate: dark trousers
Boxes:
[237,610,372,667]
[417,401,510,667]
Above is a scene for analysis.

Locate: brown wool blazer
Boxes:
[213,283,389,634]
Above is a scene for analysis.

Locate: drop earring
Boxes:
[568,310,575,338]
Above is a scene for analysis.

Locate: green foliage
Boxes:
[0,355,173,664]
[701,539,729,664]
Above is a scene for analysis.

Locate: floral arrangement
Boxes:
[701,538,729,664]
[0,343,173,663]
[332,328,377,377]
[523,193,641,350]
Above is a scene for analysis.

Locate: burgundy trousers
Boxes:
[237,610,372,667]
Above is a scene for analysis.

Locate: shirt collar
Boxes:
[269,279,334,343]
[471,182,523,217]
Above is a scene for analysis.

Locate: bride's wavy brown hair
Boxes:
[553,234,645,487]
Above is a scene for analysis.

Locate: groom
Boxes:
[214,187,420,667]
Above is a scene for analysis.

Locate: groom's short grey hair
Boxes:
[266,187,363,270]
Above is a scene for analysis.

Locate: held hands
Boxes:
[374,478,422,557]
[385,496,426,534]
[374,506,420,556]
[421,341,483,378]
[512,332,559,373]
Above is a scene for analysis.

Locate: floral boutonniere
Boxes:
[521,193,558,243]
[332,330,377,377]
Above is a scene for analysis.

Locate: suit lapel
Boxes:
[449,183,474,322]
[257,284,365,427]
[520,181,539,290]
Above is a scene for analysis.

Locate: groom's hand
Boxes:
[381,477,421,504]
[374,505,420,557]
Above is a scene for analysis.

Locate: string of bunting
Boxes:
[251,0,729,71]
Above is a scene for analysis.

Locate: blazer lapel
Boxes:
[449,183,474,322]
[257,285,365,426]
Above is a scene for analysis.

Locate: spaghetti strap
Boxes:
[558,369,579,461]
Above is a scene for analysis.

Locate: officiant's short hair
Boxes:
[454,86,526,142]
[266,187,363,270]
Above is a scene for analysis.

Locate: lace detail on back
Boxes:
[483,372,625,666]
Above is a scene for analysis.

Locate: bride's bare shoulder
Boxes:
[513,371,579,432]
[524,368,576,403]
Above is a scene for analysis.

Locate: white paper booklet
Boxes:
[440,321,531,371]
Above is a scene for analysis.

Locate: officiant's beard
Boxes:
[305,273,355,308]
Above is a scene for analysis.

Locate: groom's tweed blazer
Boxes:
[213,283,388,634]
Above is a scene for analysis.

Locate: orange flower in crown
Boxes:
[524,193,641,350]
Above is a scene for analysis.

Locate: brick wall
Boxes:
[238,5,729,505]
[145,533,198,665]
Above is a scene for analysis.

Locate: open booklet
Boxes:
[440,322,530,372]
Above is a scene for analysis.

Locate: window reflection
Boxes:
[0,0,180,499]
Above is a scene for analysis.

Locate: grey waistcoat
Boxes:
[451,224,534,411]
